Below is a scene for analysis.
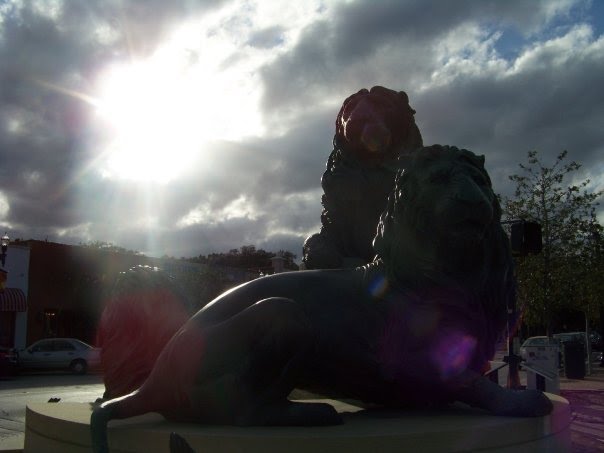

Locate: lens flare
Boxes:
[368,273,389,299]
[433,331,477,380]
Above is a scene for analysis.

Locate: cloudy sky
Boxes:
[0,0,602,260]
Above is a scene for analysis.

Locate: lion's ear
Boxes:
[477,154,486,167]
[398,91,410,104]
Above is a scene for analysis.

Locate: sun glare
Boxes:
[93,32,264,183]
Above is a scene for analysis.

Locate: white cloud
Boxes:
[424,24,508,89]
[31,0,62,21]
[0,191,9,219]
[54,222,92,241]
[177,194,261,228]
[510,24,596,74]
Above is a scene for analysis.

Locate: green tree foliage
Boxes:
[503,150,603,334]
[191,245,299,272]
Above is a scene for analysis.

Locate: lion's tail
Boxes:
[90,390,151,453]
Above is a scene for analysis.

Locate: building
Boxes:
[1,239,291,349]
[0,244,29,349]
[21,240,152,345]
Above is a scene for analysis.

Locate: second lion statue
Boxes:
[303,86,423,269]
[91,145,553,452]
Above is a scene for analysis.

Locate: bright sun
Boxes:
[93,35,263,183]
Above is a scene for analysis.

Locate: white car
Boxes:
[18,338,101,374]
[519,336,552,361]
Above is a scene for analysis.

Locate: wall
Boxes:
[5,244,30,349]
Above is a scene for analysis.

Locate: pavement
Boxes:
[558,363,604,452]
[1,363,603,452]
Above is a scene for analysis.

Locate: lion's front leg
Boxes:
[451,370,553,417]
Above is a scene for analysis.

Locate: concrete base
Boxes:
[24,395,571,453]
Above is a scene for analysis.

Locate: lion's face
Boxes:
[336,86,422,158]
[374,145,503,276]
[403,146,496,245]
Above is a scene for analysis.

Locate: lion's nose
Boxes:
[454,177,493,222]
[361,122,391,153]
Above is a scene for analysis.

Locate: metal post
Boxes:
[506,306,522,389]
[0,232,8,267]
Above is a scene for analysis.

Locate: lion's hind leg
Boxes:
[190,297,342,426]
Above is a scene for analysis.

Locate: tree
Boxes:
[189,245,299,272]
[503,150,603,336]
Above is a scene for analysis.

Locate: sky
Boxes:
[0,0,603,260]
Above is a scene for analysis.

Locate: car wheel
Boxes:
[70,359,88,375]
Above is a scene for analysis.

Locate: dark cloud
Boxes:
[259,0,578,118]
[0,0,602,259]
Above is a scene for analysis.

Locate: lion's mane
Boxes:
[303,86,423,269]
[374,145,515,364]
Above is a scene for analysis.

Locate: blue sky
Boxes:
[0,0,602,259]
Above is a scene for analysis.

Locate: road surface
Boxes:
[0,371,104,448]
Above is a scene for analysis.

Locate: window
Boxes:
[43,309,58,337]
[32,340,53,353]
[53,340,75,351]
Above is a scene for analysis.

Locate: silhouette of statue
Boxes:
[91,146,552,453]
[303,86,423,269]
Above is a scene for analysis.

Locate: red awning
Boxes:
[0,288,27,312]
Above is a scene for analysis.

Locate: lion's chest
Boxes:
[302,292,490,404]
[296,300,385,396]
[376,294,490,387]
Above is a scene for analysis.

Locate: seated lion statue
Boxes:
[303,86,423,269]
[91,145,552,452]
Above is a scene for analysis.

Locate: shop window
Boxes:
[0,312,15,347]
[44,309,58,337]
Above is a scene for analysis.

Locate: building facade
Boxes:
[1,239,287,349]
[0,244,30,349]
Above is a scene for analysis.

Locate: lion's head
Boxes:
[334,86,423,160]
[373,145,514,347]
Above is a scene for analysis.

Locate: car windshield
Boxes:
[523,337,549,346]
[71,339,92,350]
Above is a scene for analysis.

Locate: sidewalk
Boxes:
[559,363,604,452]
[1,365,603,452]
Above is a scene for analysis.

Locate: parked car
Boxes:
[18,338,101,374]
[519,336,563,370]
[519,336,553,361]
[0,346,18,378]
[554,331,602,350]
[589,331,602,351]
[553,332,584,345]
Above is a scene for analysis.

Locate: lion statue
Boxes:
[303,86,423,269]
[92,145,552,452]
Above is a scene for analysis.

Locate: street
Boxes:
[0,372,104,446]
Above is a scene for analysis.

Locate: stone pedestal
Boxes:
[24,395,570,452]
